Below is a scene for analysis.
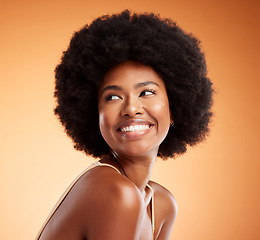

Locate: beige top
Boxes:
[36,161,155,240]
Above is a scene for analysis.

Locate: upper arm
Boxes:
[156,193,177,240]
[149,182,178,240]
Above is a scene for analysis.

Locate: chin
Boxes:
[115,144,159,158]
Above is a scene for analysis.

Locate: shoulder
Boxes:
[149,181,178,239]
[41,165,144,239]
[89,165,144,204]
[75,165,145,239]
[61,164,145,221]
[80,164,144,203]
[149,181,177,214]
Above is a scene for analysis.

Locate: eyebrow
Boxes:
[101,85,122,94]
[101,81,159,94]
[134,81,159,89]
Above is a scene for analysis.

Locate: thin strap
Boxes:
[97,162,122,174]
[35,161,121,239]
[146,183,155,239]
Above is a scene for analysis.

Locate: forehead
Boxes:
[99,61,165,89]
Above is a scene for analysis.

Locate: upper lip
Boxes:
[116,119,154,131]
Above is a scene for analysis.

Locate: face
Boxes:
[98,61,171,158]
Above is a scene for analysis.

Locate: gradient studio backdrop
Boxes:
[1,0,259,239]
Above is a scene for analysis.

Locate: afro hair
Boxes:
[54,10,214,159]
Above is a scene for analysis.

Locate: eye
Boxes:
[139,89,156,97]
[105,94,121,101]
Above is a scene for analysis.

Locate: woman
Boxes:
[36,10,213,240]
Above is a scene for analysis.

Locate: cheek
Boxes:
[99,108,117,139]
[151,101,171,121]
[99,112,110,144]
[153,102,167,112]
[99,111,111,130]
[149,99,171,135]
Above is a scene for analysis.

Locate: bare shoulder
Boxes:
[81,164,144,209]
[149,181,177,211]
[81,166,145,239]
[148,181,178,239]
[40,165,144,240]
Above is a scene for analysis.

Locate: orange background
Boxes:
[1,0,259,239]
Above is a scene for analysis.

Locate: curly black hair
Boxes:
[54,10,213,159]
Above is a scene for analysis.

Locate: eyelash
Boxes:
[104,89,156,102]
[105,94,121,101]
[139,88,156,96]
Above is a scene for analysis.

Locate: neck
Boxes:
[111,150,157,193]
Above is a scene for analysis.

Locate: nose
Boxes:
[121,96,144,117]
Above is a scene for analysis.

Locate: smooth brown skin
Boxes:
[39,61,177,240]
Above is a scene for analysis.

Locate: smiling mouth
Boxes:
[119,124,152,133]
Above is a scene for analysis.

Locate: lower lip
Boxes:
[117,126,154,139]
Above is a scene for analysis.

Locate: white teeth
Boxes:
[120,125,150,132]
